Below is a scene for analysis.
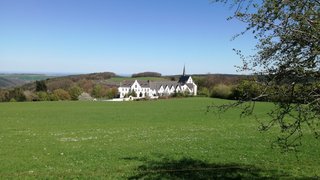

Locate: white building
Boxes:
[118,68,197,98]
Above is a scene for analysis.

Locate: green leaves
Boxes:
[215,0,320,150]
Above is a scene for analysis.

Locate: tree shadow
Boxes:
[125,156,291,180]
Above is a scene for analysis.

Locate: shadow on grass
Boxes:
[124,157,290,179]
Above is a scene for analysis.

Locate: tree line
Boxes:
[0,79,118,102]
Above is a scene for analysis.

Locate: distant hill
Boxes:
[64,72,117,81]
[0,77,26,88]
[0,74,57,89]
[0,74,54,82]
[132,72,162,78]
[21,72,117,92]
[7,71,250,92]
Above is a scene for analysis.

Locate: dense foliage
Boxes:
[132,72,162,78]
[214,0,320,150]
[0,72,118,102]
[35,80,47,92]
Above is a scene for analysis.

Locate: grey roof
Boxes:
[186,83,194,89]
[120,80,135,87]
[137,80,150,88]
[120,80,150,88]
[149,82,163,90]
[120,75,192,91]
[148,81,181,90]
[175,85,182,89]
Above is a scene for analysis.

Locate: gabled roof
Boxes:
[186,83,194,89]
[120,80,150,88]
[149,81,180,91]
[120,77,192,91]
[149,82,163,90]
[178,75,190,84]
[120,80,135,87]
[137,80,150,88]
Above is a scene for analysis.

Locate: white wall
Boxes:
[119,77,198,98]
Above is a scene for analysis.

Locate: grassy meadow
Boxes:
[0,98,319,179]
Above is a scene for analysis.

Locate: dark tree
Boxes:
[36,80,47,92]
[9,88,26,102]
[132,72,162,78]
[213,0,320,151]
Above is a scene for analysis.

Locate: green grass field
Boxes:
[0,98,319,179]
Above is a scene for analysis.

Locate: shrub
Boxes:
[106,87,118,99]
[23,91,39,101]
[231,80,263,100]
[9,98,16,102]
[78,92,93,101]
[37,92,50,101]
[92,85,107,98]
[68,86,83,100]
[53,89,71,101]
[198,87,210,97]
[211,84,233,99]
[0,90,9,102]
[49,93,59,101]
[171,91,186,98]
[9,88,26,102]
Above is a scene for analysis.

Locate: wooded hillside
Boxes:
[0,77,26,88]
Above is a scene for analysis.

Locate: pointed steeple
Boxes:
[183,64,186,76]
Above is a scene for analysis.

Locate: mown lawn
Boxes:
[0,98,319,179]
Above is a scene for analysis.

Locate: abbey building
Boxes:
[118,67,197,98]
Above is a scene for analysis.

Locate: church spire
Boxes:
[183,64,186,76]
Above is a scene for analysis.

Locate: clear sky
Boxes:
[0,0,256,75]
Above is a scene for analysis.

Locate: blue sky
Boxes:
[0,0,256,75]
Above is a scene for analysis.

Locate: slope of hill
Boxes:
[21,72,117,92]
[0,74,54,82]
[0,77,26,88]
[0,74,57,89]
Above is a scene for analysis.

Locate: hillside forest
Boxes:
[0,72,273,102]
